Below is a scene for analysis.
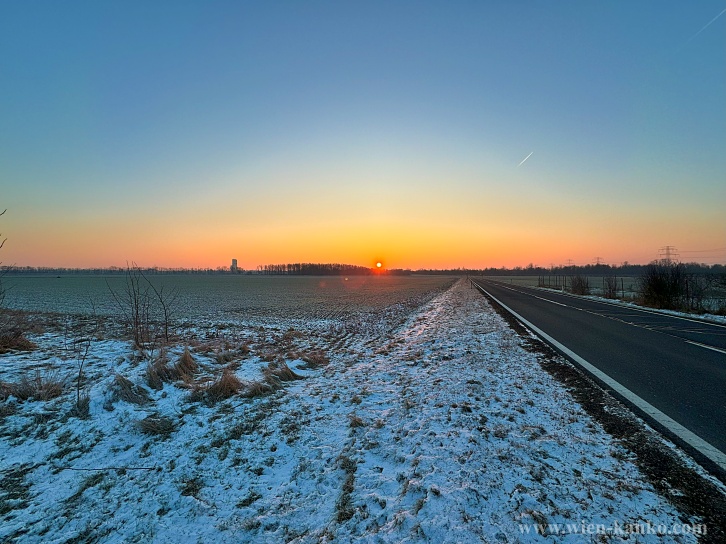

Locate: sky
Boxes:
[1,1,725,270]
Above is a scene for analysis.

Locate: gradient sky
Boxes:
[1,1,725,269]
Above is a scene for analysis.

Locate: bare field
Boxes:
[3,275,458,321]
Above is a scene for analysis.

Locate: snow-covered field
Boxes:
[0,280,713,542]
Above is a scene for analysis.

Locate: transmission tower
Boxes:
[658,246,679,264]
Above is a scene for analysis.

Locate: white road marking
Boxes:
[686,340,726,356]
[473,281,726,473]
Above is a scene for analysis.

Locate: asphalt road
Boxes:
[471,278,726,458]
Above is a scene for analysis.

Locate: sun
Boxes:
[376,262,382,268]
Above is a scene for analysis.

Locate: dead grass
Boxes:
[112,373,151,405]
[262,361,303,386]
[9,370,65,401]
[336,454,357,522]
[137,414,176,436]
[68,392,91,419]
[180,476,203,498]
[176,347,198,377]
[0,330,37,354]
[240,380,274,399]
[190,368,243,405]
[0,381,11,401]
[348,414,366,428]
[145,348,197,390]
[301,350,329,368]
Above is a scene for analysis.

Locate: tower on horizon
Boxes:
[231,259,238,272]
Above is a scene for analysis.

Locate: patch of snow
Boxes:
[0,280,710,542]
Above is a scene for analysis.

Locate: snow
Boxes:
[0,280,710,542]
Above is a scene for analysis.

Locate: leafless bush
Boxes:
[107,263,178,355]
[112,373,151,405]
[638,263,685,310]
[568,274,590,295]
[603,275,618,299]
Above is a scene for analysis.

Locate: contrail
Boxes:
[517,151,533,168]
[686,7,726,44]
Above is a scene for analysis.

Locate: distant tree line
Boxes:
[1,266,234,275]
[256,263,374,275]
[417,262,726,277]
[3,262,725,279]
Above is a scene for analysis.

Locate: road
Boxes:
[471,278,726,467]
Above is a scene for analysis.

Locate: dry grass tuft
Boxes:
[9,370,64,401]
[190,368,243,405]
[68,392,91,419]
[113,373,151,405]
[215,351,235,365]
[0,330,38,354]
[137,414,176,436]
[301,350,329,369]
[145,348,197,389]
[348,414,367,428]
[176,347,198,377]
[240,380,274,399]
[145,361,169,391]
[0,381,11,401]
[263,361,303,385]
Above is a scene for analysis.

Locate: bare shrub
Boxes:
[107,263,178,354]
[638,263,684,310]
[112,373,151,405]
[10,370,64,401]
[603,275,618,299]
[137,414,176,436]
[569,274,590,295]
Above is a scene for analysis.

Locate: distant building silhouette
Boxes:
[231,259,238,272]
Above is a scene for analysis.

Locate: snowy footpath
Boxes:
[0,280,709,542]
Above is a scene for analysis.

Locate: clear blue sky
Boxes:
[1,1,725,268]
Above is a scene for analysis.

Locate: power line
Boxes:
[679,247,726,253]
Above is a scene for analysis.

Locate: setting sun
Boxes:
[376,262,382,268]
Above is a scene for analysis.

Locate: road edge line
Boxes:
[472,280,726,475]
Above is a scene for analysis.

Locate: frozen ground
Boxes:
[0,280,715,542]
